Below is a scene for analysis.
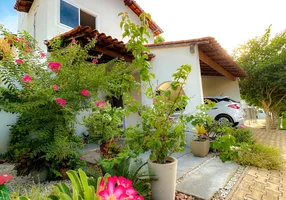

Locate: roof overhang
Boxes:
[14,0,163,36]
[146,37,247,80]
[46,26,154,63]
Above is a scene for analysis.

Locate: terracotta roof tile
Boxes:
[47,26,154,62]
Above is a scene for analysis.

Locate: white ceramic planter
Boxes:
[148,157,178,200]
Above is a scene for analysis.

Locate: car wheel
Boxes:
[215,114,234,126]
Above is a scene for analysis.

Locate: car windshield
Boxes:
[215,98,240,103]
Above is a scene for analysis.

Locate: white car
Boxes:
[204,96,244,127]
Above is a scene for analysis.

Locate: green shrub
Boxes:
[212,134,239,162]
[230,128,254,144]
[238,144,285,170]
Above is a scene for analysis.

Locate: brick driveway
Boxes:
[226,129,286,200]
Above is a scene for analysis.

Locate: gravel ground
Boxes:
[211,166,247,200]
[0,163,71,198]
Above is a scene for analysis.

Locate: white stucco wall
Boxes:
[125,72,142,127]
[145,45,204,115]
[0,111,18,153]
[201,76,241,101]
[18,0,154,48]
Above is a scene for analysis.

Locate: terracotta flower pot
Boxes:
[190,139,210,157]
[148,157,177,200]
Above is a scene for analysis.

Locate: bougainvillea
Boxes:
[0,25,137,179]
[48,61,62,72]
[81,89,90,97]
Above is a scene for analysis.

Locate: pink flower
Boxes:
[14,38,19,42]
[96,101,105,109]
[20,38,25,41]
[96,178,105,195]
[72,39,76,44]
[25,46,32,53]
[22,74,32,83]
[81,89,90,97]
[56,98,66,107]
[0,174,13,185]
[92,59,98,63]
[48,62,62,72]
[7,40,11,44]
[40,52,46,58]
[15,59,24,64]
[117,176,132,188]
[98,177,126,200]
[53,84,59,91]
[80,157,84,161]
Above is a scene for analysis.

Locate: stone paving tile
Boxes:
[226,129,286,200]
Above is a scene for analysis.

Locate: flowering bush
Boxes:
[0,25,136,179]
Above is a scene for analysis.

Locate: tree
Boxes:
[154,35,165,44]
[233,26,286,131]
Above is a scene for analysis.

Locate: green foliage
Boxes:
[125,65,192,164]
[230,128,254,144]
[154,35,165,44]
[233,26,286,129]
[48,169,104,200]
[212,134,239,162]
[88,157,156,199]
[0,185,9,200]
[119,13,192,164]
[238,144,285,170]
[82,102,125,144]
[119,12,153,82]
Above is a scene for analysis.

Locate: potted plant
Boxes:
[190,124,210,157]
[125,64,192,200]
[83,101,125,158]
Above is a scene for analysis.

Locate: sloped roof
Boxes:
[46,26,155,63]
[14,0,163,36]
[146,37,247,78]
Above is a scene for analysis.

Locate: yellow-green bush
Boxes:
[238,144,285,170]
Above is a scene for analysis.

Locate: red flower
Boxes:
[40,52,46,58]
[22,74,32,83]
[56,98,66,107]
[53,84,59,91]
[92,59,98,63]
[72,39,76,44]
[7,40,11,44]
[0,174,13,185]
[15,59,24,64]
[81,89,90,97]
[96,101,105,109]
[48,62,62,72]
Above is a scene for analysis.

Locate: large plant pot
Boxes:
[148,157,177,200]
[190,139,210,157]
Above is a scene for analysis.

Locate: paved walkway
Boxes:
[227,129,286,200]
[83,133,239,200]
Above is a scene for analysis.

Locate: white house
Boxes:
[0,0,247,153]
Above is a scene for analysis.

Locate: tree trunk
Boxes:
[271,109,280,130]
[263,107,271,131]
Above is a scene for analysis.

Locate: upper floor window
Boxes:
[60,0,96,29]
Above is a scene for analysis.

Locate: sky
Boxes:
[0,0,285,53]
